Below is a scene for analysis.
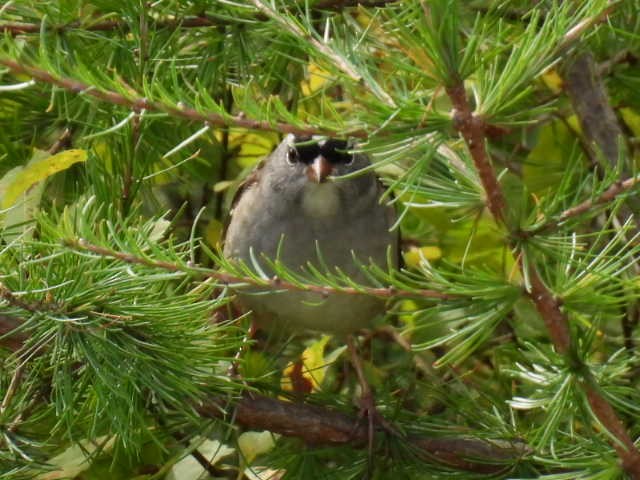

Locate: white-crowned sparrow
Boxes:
[223,134,398,333]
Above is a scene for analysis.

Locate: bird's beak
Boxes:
[307,155,332,184]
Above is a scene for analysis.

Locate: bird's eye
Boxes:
[344,153,354,166]
[286,147,299,165]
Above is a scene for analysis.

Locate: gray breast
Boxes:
[223,175,397,333]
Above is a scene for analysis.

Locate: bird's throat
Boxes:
[301,183,340,218]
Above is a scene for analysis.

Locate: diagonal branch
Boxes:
[443,4,640,475]
[0,58,365,138]
[0,17,223,35]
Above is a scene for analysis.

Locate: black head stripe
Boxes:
[291,137,352,165]
[321,139,352,164]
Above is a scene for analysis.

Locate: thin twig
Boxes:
[527,174,640,236]
[47,128,72,155]
[559,1,622,52]
[63,238,453,300]
[0,364,24,415]
[0,282,53,313]
[377,325,433,375]
[0,58,364,138]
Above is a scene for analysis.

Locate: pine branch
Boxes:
[0,282,59,313]
[443,4,640,475]
[198,393,529,474]
[0,58,365,138]
[0,304,527,474]
[62,238,453,300]
[527,174,640,236]
[0,2,398,36]
[251,0,363,83]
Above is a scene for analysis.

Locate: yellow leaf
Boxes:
[1,149,87,209]
[621,108,640,138]
[540,68,564,94]
[204,219,224,247]
[397,299,419,329]
[403,246,442,269]
[281,336,345,393]
[214,131,278,169]
[301,63,332,96]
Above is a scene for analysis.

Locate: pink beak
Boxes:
[306,155,333,184]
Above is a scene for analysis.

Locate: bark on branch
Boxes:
[446,83,506,223]
[564,51,623,167]
[1,301,526,474]
[198,393,528,474]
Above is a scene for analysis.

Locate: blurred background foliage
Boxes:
[2,0,640,479]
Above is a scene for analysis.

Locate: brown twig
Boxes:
[525,266,571,354]
[0,58,364,139]
[0,364,25,415]
[527,174,640,236]
[0,2,399,36]
[446,83,506,223]
[559,1,622,53]
[47,128,72,155]
[198,393,529,473]
[0,282,49,313]
[0,16,238,36]
[63,238,453,301]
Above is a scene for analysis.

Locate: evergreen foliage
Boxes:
[1,1,640,478]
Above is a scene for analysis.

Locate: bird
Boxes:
[223,134,399,334]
